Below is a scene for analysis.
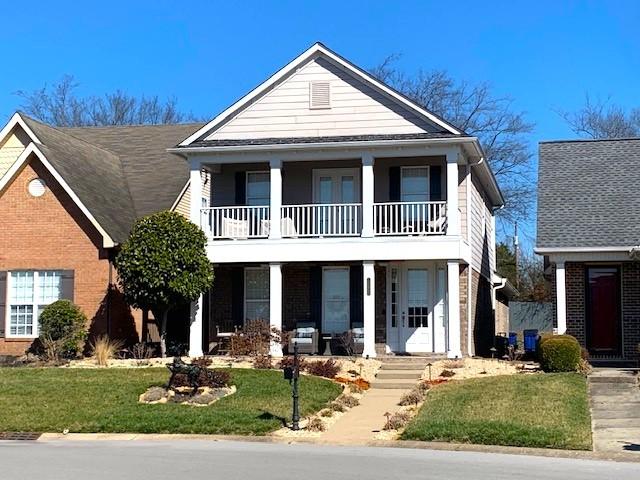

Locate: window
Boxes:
[246,172,270,206]
[244,268,269,323]
[401,167,430,203]
[7,271,62,338]
[322,267,350,334]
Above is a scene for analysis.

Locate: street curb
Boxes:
[36,433,640,463]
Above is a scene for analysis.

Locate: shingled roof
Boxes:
[537,138,640,250]
[10,114,203,244]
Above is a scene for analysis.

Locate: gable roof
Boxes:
[0,113,204,245]
[537,138,640,251]
[179,42,463,146]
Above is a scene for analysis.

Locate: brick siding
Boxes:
[0,159,142,356]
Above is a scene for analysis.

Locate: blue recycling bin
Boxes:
[508,332,518,349]
[523,329,538,353]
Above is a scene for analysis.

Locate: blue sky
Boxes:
[1,1,638,249]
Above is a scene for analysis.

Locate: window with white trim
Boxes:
[246,172,270,206]
[7,271,62,338]
[401,166,430,202]
[244,268,269,323]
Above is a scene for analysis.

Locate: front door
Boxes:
[386,263,434,353]
[586,266,621,356]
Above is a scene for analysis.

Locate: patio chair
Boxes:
[348,323,365,355]
[259,218,299,238]
[222,217,249,239]
[289,321,319,355]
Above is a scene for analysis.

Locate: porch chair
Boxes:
[210,324,237,355]
[222,217,249,239]
[260,218,299,238]
[348,323,365,355]
[289,321,319,355]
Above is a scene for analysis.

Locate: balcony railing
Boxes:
[201,206,270,239]
[374,201,447,235]
[201,201,447,240]
[281,203,362,237]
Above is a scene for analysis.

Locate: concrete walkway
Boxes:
[320,388,407,443]
[589,368,640,454]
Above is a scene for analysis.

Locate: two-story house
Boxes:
[173,43,505,358]
[0,43,504,358]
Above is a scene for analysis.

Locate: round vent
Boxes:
[28,178,46,197]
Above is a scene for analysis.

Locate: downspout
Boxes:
[107,253,113,338]
[492,277,507,310]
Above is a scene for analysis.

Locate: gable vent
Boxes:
[309,82,331,109]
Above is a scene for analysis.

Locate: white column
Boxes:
[189,158,203,227]
[447,260,462,358]
[556,261,567,334]
[269,159,282,239]
[446,152,460,236]
[361,153,375,238]
[269,262,283,357]
[188,295,204,357]
[362,260,377,358]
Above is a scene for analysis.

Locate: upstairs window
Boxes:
[401,166,430,203]
[246,171,270,206]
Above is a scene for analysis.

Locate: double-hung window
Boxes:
[7,270,63,338]
[244,267,270,323]
[401,166,430,203]
[246,172,270,206]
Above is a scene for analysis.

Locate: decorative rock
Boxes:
[139,385,236,406]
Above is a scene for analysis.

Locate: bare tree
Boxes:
[370,56,535,230]
[558,94,640,139]
[15,75,198,127]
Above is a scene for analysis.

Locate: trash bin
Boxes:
[494,335,509,357]
[508,332,518,349]
[523,329,538,353]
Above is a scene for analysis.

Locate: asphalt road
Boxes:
[0,440,639,480]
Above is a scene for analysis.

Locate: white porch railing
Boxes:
[201,206,270,239]
[373,201,447,235]
[281,203,362,237]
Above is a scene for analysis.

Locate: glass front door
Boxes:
[322,267,350,334]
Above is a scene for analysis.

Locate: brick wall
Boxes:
[565,263,586,345]
[0,159,142,356]
[283,265,311,331]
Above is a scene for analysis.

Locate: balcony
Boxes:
[201,201,446,240]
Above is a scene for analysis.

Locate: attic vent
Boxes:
[310,82,331,109]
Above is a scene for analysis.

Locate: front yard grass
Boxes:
[402,373,591,450]
[0,367,341,435]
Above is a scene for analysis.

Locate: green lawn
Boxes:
[402,373,592,450]
[0,367,341,435]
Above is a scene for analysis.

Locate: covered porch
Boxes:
[189,260,463,358]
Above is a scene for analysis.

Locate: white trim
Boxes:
[269,263,283,357]
[0,112,42,148]
[535,246,636,254]
[362,260,376,358]
[179,43,461,147]
[170,179,190,211]
[246,170,271,206]
[188,295,204,357]
[446,260,462,358]
[0,143,116,248]
[555,261,567,335]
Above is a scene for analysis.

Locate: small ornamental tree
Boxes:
[115,211,214,357]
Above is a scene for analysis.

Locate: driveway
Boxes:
[0,439,638,480]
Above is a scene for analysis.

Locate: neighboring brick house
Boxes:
[0,113,202,356]
[537,138,640,364]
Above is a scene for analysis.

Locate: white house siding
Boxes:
[0,128,29,178]
[470,174,495,279]
[206,56,440,140]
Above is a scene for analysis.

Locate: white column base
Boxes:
[446,260,462,359]
[269,263,284,357]
[555,262,567,334]
[362,261,377,358]
[188,295,204,357]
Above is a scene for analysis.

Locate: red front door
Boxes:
[586,266,621,355]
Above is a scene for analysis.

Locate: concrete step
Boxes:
[370,378,418,389]
[376,370,424,380]
[379,363,426,371]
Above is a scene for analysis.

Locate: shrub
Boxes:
[191,357,212,369]
[330,401,346,412]
[130,342,155,360]
[384,411,412,430]
[38,300,88,358]
[90,335,124,366]
[440,369,456,378]
[253,355,273,369]
[443,359,465,369]
[417,381,431,393]
[277,356,307,371]
[337,394,360,408]
[171,368,231,389]
[349,383,364,394]
[306,417,325,432]
[305,359,340,379]
[320,409,334,418]
[539,335,581,372]
[229,320,282,357]
[398,388,424,406]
